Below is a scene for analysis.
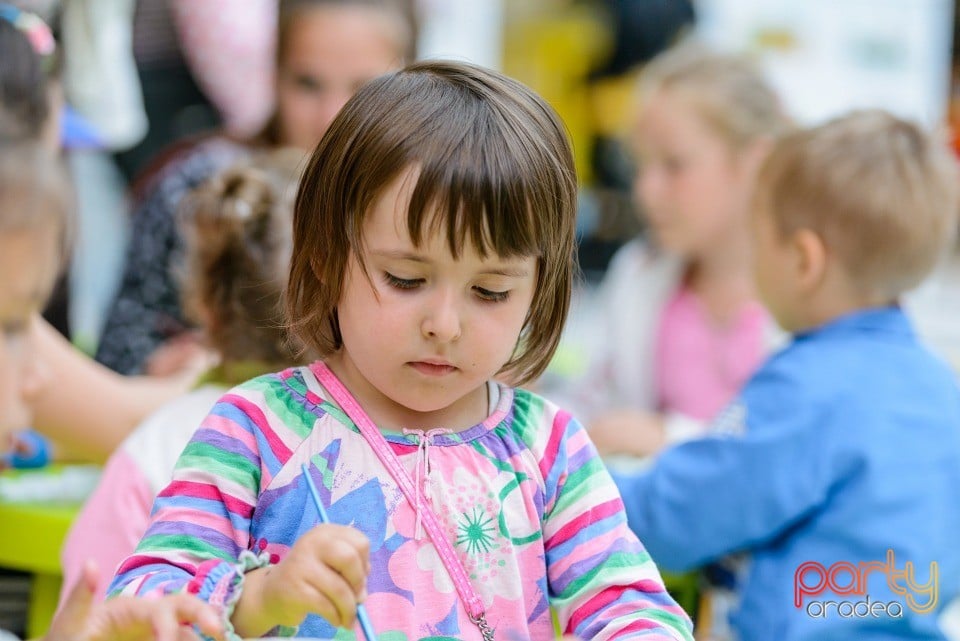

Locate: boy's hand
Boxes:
[235,524,370,635]
[47,561,224,641]
[588,410,666,457]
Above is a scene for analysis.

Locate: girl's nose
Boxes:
[421,291,462,343]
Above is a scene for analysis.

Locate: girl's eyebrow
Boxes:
[370,249,531,278]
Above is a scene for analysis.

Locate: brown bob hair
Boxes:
[286,60,578,385]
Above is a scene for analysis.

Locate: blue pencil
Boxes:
[301,463,379,641]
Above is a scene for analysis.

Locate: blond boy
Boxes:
[614,110,960,641]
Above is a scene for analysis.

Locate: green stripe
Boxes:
[554,551,654,601]
[177,443,260,489]
[511,389,545,448]
[552,457,605,510]
[137,534,234,562]
[242,376,317,440]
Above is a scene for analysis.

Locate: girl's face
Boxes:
[276,6,404,151]
[633,89,756,258]
[329,169,538,431]
[0,228,57,438]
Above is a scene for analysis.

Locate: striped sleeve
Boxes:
[106,388,272,621]
[541,408,694,640]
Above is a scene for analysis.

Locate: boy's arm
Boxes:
[612,366,838,572]
[542,411,693,641]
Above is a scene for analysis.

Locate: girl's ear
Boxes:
[790,228,828,294]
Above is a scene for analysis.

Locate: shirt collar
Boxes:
[793,305,913,342]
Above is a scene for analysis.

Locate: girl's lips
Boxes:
[408,361,457,376]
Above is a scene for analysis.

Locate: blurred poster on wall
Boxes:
[695,0,954,127]
[418,0,504,69]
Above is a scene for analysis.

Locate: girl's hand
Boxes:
[143,332,216,380]
[238,524,371,635]
[47,561,224,641]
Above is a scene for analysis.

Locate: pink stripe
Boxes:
[550,526,624,577]
[584,598,684,626]
[225,394,293,462]
[568,585,632,630]
[116,553,198,577]
[539,410,570,487]
[163,507,248,541]
[158,480,254,518]
[566,425,593,453]
[202,414,259,452]
[614,618,664,635]
[546,498,621,548]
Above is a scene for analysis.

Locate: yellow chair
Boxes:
[0,470,84,638]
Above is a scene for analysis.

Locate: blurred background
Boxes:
[2,2,959,637]
[15,0,956,352]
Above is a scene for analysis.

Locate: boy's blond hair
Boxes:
[639,40,789,149]
[756,110,960,299]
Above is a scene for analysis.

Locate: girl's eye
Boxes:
[292,73,325,93]
[384,273,423,290]
[1,319,28,343]
[664,156,686,173]
[474,287,509,303]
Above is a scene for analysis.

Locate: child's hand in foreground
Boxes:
[233,524,371,636]
[47,561,224,641]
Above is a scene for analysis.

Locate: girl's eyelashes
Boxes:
[474,287,510,303]
[383,272,510,302]
[384,272,423,290]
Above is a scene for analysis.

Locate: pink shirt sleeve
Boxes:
[58,450,155,609]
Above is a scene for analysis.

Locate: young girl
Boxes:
[108,61,694,641]
[0,3,208,464]
[0,140,225,641]
[553,42,788,458]
[96,0,417,376]
[60,149,307,605]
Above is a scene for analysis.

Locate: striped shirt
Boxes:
[109,362,692,640]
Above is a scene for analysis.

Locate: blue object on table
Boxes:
[301,463,379,641]
[2,430,50,469]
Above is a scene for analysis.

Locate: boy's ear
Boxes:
[790,228,828,293]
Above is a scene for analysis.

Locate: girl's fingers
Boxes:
[47,560,98,641]
[320,536,369,595]
[149,602,179,641]
[306,564,360,628]
[167,593,224,640]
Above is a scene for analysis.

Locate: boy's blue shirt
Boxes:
[613,306,960,641]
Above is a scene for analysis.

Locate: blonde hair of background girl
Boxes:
[565,41,791,459]
[633,40,789,263]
